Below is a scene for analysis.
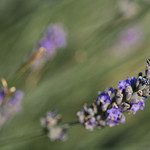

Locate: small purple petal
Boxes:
[118,77,131,91]
[97,92,111,105]
[0,88,5,104]
[40,38,56,54]
[107,106,122,120]
[130,100,145,114]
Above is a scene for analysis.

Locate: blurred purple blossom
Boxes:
[0,88,6,105]
[40,24,66,54]
[111,25,145,57]
[31,24,67,70]
[0,90,24,128]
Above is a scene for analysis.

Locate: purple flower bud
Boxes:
[0,88,6,105]
[118,77,131,91]
[7,90,23,106]
[107,106,122,120]
[131,76,137,86]
[46,25,66,48]
[97,91,111,105]
[85,117,97,131]
[130,101,145,114]
[39,38,56,55]
[40,25,66,54]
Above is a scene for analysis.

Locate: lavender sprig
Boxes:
[39,59,150,141]
[0,79,24,128]
[0,59,149,143]
[77,59,150,130]
[31,24,67,71]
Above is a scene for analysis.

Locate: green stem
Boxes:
[67,120,80,126]
[8,47,45,87]
[0,129,45,146]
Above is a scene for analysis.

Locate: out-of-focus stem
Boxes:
[0,129,45,146]
[66,120,80,127]
[0,120,80,146]
[20,47,45,73]
[9,47,45,86]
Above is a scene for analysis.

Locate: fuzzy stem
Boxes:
[67,120,80,126]
[0,120,80,146]
[0,129,45,146]
[9,47,45,86]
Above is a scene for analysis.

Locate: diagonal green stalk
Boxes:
[8,47,45,87]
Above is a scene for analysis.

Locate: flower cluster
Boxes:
[31,24,67,70]
[0,78,24,128]
[40,111,68,141]
[77,59,150,130]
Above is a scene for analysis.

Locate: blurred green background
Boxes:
[0,0,150,149]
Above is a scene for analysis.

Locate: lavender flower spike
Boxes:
[77,59,150,130]
[0,78,24,128]
[31,24,67,70]
[40,24,67,55]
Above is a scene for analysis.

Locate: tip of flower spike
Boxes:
[39,24,67,54]
[146,58,150,65]
[138,72,142,77]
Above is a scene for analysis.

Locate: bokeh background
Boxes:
[0,0,150,149]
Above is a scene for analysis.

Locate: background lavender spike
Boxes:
[31,24,67,71]
[0,90,24,128]
[40,110,68,141]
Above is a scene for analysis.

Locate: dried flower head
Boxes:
[40,111,68,141]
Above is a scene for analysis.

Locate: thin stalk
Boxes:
[67,120,80,126]
[0,129,45,146]
[9,47,45,86]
